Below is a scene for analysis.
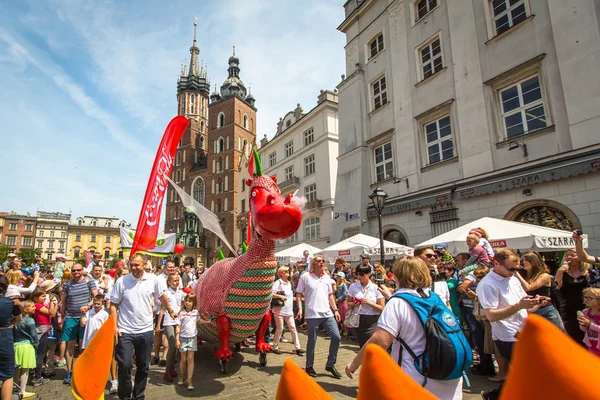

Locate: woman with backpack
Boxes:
[345,256,469,400]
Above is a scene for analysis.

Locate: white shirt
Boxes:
[154,273,183,314]
[378,288,463,400]
[272,279,294,316]
[110,272,167,334]
[296,272,333,319]
[178,309,200,338]
[476,270,527,342]
[163,287,184,326]
[347,281,384,316]
[82,308,109,349]
[433,281,450,305]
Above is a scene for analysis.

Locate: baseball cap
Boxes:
[7,253,16,258]
[435,244,448,250]
[361,253,371,259]
[336,271,345,278]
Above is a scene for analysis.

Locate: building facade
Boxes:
[164,24,257,266]
[259,90,340,251]
[35,211,71,261]
[68,216,129,263]
[1,212,37,253]
[333,0,600,257]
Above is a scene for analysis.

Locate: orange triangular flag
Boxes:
[500,314,600,400]
[72,314,116,400]
[357,344,436,400]
[275,358,333,400]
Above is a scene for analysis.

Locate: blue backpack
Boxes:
[391,289,472,384]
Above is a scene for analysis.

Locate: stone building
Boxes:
[68,216,129,264]
[35,211,71,261]
[259,90,339,251]
[332,0,600,263]
[1,212,36,253]
[164,23,257,266]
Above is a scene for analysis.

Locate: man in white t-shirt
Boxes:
[110,253,172,400]
[296,254,341,379]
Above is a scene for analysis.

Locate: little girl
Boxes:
[32,288,57,386]
[177,293,211,389]
[80,295,109,350]
[463,232,491,276]
[471,228,495,258]
[578,287,600,357]
[159,274,184,382]
[14,300,39,399]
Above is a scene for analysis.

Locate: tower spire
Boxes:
[189,18,200,76]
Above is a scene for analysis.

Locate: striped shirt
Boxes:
[63,278,97,318]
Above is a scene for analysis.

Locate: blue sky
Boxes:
[0,0,345,228]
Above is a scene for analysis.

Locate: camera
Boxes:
[576,228,583,236]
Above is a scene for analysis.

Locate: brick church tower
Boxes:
[165,24,256,266]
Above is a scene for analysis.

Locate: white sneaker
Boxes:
[280,337,289,343]
[109,380,118,395]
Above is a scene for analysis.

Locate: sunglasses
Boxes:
[425,254,436,258]
[72,269,82,272]
[314,259,325,263]
[583,296,598,301]
[506,266,522,272]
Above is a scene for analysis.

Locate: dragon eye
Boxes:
[251,190,257,197]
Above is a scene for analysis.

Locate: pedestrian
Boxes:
[295,254,341,379]
[152,259,179,367]
[53,254,66,282]
[334,272,350,337]
[1,252,16,272]
[0,275,21,400]
[106,265,130,395]
[347,264,385,348]
[359,254,374,273]
[271,266,304,356]
[6,269,40,298]
[181,261,194,288]
[32,288,56,387]
[160,274,184,382]
[80,295,109,350]
[110,253,171,400]
[59,262,98,384]
[13,300,38,399]
[578,287,600,357]
[177,293,211,390]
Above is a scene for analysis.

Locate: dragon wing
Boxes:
[167,176,237,256]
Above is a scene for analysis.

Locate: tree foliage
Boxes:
[17,248,42,266]
[0,243,10,263]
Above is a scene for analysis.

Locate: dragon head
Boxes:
[246,148,302,241]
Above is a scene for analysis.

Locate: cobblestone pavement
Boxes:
[30,331,491,399]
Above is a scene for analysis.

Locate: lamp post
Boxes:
[369,187,388,268]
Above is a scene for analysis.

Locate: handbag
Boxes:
[270,281,286,308]
[473,296,486,321]
[344,304,362,328]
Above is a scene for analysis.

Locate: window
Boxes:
[91,234,97,243]
[37,240,43,248]
[9,223,16,231]
[491,0,527,36]
[200,121,204,133]
[50,231,55,238]
[61,232,66,238]
[190,94,195,114]
[269,152,277,167]
[6,236,16,246]
[48,240,54,249]
[284,141,294,157]
[22,237,32,246]
[77,220,82,226]
[304,128,314,146]
[107,221,112,227]
[74,248,81,258]
[369,34,384,60]
[39,231,44,237]
[92,220,97,227]
[424,116,454,165]
[218,112,225,128]
[118,250,123,259]
[374,142,394,182]
[75,233,82,242]
[219,138,224,153]
[304,184,317,203]
[416,0,437,21]
[218,157,223,172]
[241,199,246,213]
[304,217,321,240]
[193,178,205,205]
[284,165,294,181]
[243,114,248,129]
[106,235,111,242]
[499,75,547,139]
[283,231,298,244]
[217,200,222,214]
[217,179,223,194]
[59,241,65,250]
[241,179,246,192]
[304,154,315,176]
[25,224,32,232]
[286,120,291,128]
[104,249,110,259]
[419,35,443,80]
[372,76,388,110]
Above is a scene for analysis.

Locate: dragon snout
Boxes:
[254,202,302,240]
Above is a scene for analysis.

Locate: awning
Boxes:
[455,152,600,200]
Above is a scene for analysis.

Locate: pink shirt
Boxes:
[34,303,52,327]
[469,246,490,265]
[582,310,600,356]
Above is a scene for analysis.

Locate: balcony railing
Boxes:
[279,176,300,189]
[305,199,322,210]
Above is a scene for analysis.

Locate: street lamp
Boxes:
[369,187,388,268]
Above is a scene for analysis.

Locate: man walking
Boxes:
[59,263,98,384]
[110,253,171,400]
[296,254,342,379]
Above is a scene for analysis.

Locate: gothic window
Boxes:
[217,200,222,214]
[191,94,195,114]
[243,114,249,129]
[192,178,205,206]
[218,112,225,128]
[219,138,225,153]
[217,178,223,193]
[218,157,223,173]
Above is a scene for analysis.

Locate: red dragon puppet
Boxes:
[192,148,302,372]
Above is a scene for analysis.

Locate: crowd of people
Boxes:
[0,228,599,399]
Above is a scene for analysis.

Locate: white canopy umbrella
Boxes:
[275,243,322,264]
[321,233,413,263]
[417,217,587,254]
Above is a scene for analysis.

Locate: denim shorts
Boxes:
[179,337,197,352]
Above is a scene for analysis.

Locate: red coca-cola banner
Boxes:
[131,116,190,255]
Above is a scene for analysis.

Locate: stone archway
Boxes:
[504,199,581,231]
[383,225,409,246]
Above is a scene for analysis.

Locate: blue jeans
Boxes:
[305,317,340,370]
[463,307,495,372]
[115,331,154,400]
[536,305,566,332]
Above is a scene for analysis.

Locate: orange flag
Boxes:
[276,358,333,400]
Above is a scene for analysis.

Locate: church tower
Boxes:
[206,47,257,261]
[165,21,211,265]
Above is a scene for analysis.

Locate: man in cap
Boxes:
[360,254,374,273]
[2,252,16,271]
[435,243,455,265]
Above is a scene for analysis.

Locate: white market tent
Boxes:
[416,217,588,254]
[275,243,322,264]
[321,233,413,263]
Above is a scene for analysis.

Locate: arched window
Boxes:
[77,219,83,226]
[250,118,254,131]
[200,136,205,149]
[218,112,225,128]
[217,200,222,214]
[200,121,204,132]
[217,178,223,193]
[218,157,223,172]
[190,94,195,114]
[383,229,408,246]
[192,178,205,206]
[243,139,248,151]
[92,220,97,227]
[106,221,112,227]
[219,138,225,153]
[243,114,249,129]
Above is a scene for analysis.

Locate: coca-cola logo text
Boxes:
[145,145,173,227]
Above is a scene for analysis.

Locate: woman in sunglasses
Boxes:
[347,265,385,348]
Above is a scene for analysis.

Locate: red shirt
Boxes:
[34,303,52,327]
